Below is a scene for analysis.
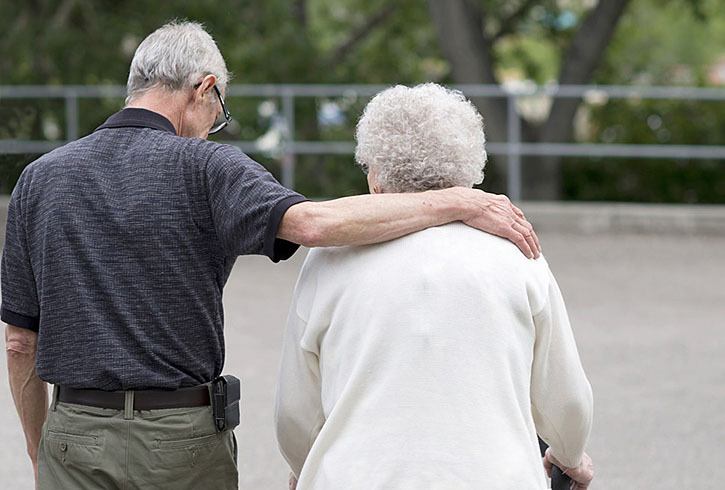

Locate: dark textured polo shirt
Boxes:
[1,108,307,390]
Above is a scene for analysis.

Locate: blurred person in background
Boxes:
[276,84,593,489]
[3,23,542,489]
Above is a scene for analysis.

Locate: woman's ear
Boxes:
[366,170,381,194]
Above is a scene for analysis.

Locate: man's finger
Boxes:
[530,226,542,255]
[515,215,534,233]
[495,193,511,204]
[516,218,541,259]
[512,222,537,259]
[515,217,541,257]
[512,205,542,255]
[511,203,526,219]
[466,191,537,258]
[507,227,534,259]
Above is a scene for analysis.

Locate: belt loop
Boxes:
[51,385,60,411]
[124,391,135,420]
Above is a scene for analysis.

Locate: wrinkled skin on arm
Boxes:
[6,325,48,487]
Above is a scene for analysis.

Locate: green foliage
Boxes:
[562,98,725,203]
[0,0,436,193]
[0,0,723,201]
[595,0,725,85]
[563,158,725,203]
[564,0,725,203]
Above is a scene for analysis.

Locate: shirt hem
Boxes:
[264,194,309,262]
[1,307,39,332]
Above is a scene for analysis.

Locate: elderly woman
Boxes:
[275,84,593,489]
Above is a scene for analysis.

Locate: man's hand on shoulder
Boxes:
[446,188,541,259]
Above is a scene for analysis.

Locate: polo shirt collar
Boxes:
[96,108,177,135]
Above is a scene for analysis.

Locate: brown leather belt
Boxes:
[57,385,210,410]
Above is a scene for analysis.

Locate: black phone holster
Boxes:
[210,375,241,432]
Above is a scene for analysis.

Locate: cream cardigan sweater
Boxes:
[275,223,593,489]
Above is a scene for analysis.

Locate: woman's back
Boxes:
[276,223,592,490]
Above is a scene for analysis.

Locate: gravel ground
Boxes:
[1,231,724,489]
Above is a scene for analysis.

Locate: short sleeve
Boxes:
[205,146,308,262]
[1,176,40,331]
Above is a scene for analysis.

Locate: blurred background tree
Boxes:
[0,0,723,201]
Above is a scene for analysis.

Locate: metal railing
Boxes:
[1,84,724,200]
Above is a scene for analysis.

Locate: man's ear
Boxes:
[194,74,217,102]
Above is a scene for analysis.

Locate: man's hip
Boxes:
[38,386,238,489]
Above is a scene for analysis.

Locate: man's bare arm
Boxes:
[6,325,47,480]
[278,187,541,258]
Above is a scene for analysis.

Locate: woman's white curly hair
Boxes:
[355,83,487,193]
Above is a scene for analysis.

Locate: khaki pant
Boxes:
[38,396,238,489]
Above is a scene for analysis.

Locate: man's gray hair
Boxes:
[355,83,487,193]
[126,21,230,104]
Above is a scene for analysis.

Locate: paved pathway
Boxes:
[1,232,724,489]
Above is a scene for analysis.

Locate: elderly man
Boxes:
[3,22,540,489]
[275,84,593,489]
